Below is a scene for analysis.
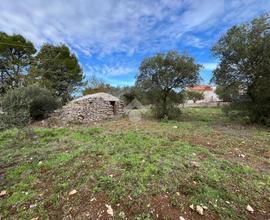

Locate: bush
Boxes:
[0,85,59,129]
[222,94,270,126]
[23,85,59,120]
[152,105,182,120]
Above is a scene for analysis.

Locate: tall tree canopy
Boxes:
[0,32,36,95]
[29,44,83,103]
[136,51,201,118]
[212,14,270,125]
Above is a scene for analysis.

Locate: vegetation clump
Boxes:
[0,85,59,129]
[136,51,201,119]
[212,14,270,126]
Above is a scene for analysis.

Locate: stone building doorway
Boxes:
[110,101,116,115]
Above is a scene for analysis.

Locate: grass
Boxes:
[0,107,269,219]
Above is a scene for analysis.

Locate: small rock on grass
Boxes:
[0,190,7,197]
[202,205,208,210]
[189,204,194,210]
[191,161,200,168]
[179,216,185,220]
[105,204,114,216]
[239,154,246,158]
[90,197,96,202]
[246,204,254,213]
[69,189,77,196]
[30,204,37,209]
[196,205,204,215]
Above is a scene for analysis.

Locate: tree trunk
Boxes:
[162,92,168,118]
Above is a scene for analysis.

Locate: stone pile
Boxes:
[53,93,124,123]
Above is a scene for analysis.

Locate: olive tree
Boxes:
[136,51,201,119]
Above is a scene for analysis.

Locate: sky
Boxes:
[0,0,270,87]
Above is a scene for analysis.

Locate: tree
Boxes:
[0,32,36,95]
[28,44,83,104]
[184,90,204,103]
[215,86,238,102]
[136,51,201,118]
[212,14,270,125]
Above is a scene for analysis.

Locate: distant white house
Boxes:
[186,85,220,104]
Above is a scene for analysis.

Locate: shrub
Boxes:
[152,105,182,120]
[23,85,59,120]
[0,85,59,129]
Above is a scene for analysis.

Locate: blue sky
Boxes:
[1,0,270,87]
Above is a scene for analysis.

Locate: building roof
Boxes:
[72,92,120,103]
[187,85,213,92]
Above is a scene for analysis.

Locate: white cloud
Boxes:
[184,35,207,48]
[85,64,137,77]
[203,63,218,71]
[1,0,268,57]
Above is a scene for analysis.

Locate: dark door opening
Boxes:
[110,101,116,115]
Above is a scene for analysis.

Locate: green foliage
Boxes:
[136,50,201,119]
[212,14,270,126]
[215,86,238,102]
[152,105,182,120]
[183,90,204,103]
[23,85,59,120]
[28,44,83,104]
[0,32,36,95]
[0,85,58,129]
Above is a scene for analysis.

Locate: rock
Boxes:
[191,161,200,168]
[246,204,254,213]
[179,216,185,220]
[31,218,39,220]
[105,204,114,216]
[90,197,96,202]
[189,204,195,210]
[173,126,178,129]
[0,190,7,197]
[196,205,204,215]
[30,204,37,209]
[239,154,246,158]
[38,161,43,165]
[68,189,77,196]
[202,205,208,210]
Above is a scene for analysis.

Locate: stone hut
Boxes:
[55,92,124,123]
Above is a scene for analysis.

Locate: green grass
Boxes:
[0,107,269,219]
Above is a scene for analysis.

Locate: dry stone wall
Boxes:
[54,97,124,123]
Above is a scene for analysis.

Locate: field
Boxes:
[0,107,269,220]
